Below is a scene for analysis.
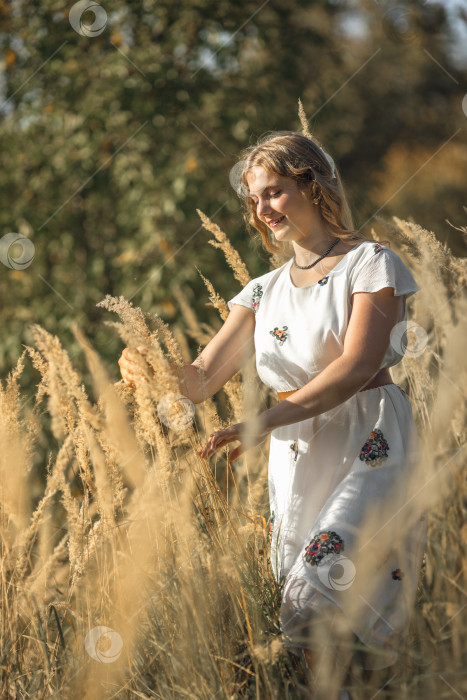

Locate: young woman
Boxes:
[119,131,427,686]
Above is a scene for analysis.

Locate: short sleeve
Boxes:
[227,279,256,312]
[351,246,420,298]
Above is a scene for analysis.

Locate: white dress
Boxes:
[227,240,427,669]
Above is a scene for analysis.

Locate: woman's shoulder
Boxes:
[347,239,420,295]
[348,238,385,253]
[347,239,398,267]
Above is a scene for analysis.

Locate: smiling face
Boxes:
[245,165,323,243]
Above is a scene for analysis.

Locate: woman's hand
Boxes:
[118,346,152,388]
[197,420,271,464]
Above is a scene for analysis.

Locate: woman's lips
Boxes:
[268,216,285,228]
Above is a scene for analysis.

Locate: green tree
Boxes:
[0,0,464,397]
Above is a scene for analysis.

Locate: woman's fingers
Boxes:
[119,348,136,369]
[198,425,243,459]
[118,347,150,387]
[118,360,136,387]
[199,440,239,461]
[198,437,216,458]
[118,351,135,383]
[118,354,131,381]
[198,422,269,462]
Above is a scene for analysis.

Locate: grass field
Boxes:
[1,215,466,699]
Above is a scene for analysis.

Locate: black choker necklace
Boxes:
[293,238,340,270]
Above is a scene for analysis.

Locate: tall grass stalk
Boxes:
[0,217,465,699]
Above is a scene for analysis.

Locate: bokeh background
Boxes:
[1,2,467,697]
[0,0,465,398]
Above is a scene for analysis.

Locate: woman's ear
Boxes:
[298,177,315,200]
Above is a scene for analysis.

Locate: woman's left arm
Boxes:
[199,286,401,461]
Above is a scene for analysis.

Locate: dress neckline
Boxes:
[287,240,368,290]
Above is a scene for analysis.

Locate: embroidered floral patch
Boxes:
[317,275,329,286]
[252,283,263,313]
[269,325,288,346]
[392,568,404,581]
[359,428,389,467]
[289,440,298,461]
[373,243,384,254]
[304,530,344,565]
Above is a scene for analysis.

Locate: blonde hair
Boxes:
[236,130,368,260]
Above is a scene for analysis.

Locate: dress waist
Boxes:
[277,368,394,402]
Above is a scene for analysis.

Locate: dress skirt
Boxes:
[268,383,427,670]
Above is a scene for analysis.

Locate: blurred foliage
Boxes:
[0,0,465,396]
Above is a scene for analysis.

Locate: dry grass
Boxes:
[0,215,466,699]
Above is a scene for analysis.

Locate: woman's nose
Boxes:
[257,198,272,217]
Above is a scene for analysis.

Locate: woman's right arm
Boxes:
[118,304,255,404]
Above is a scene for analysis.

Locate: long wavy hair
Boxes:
[235,130,369,263]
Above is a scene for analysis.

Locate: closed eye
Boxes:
[249,189,282,204]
